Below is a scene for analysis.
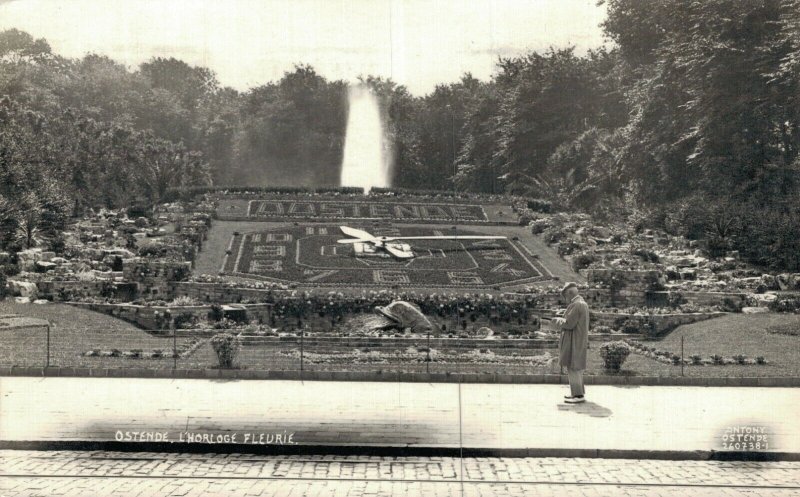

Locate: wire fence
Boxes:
[0,323,708,378]
[2,324,578,375]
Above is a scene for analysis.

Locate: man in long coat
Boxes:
[555,282,589,403]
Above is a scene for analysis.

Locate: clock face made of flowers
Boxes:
[221,225,552,288]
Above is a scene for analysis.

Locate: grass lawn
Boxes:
[0,300,197,369]
[613,313,800,377]
[481,204,519,224]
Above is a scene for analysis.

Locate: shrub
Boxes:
[615,315,657,336]
[733,204,800,271]
[314,186,365,195]
[208,304,224,322]
[621,321,641,334]
[599,341,631,371]
[663,194,711,240]
[721,298,743,313]
[138,244,167,258]
[711,354,725,365]
[756,356,767,365]
[171,265,191,282]
[705,235,730,258]
[769,296,800,313]
[571,253,597,271]
[733,354,747,365]
[526,198,552,213]
[667,292,688,308]
[173,312,198,329]
[171,295,198,306]
[210,333,241,368]
[557,239,580,255]
[677,302,704,314]
[544,227,567,244]
[530,219,550,234]
[690,354,703,365]
[592,325,613,334]
[632,247,660,263]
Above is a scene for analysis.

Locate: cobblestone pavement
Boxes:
[1,451,799,496]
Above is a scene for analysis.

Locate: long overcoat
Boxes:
[558,295,590,370]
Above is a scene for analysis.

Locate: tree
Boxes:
[359,75,421,189]
[410,74,486,190]
[604,0,800,204]
[139,57,219,110]
[136,134,211,202]
[0,28,51,63]
[451,48,625,196]
[234,65,347,186]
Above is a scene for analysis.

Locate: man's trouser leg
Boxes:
[567,368,585,397]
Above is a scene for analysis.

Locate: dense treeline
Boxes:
[0,29,217,254]
[1,0,800,268]
[404,0,800,270]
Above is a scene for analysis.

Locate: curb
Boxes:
[2,367,800,387]
[0,440,796,461]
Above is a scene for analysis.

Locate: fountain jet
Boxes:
[340,85,390,191]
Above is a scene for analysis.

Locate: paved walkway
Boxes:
[1,377,796,455]
[1,451,799,496]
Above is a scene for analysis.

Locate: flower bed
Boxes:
[220,225,551,288]
[82,337,207,360]
[623,340,767,366]
[277,346,554,366]
[769,295,800,313]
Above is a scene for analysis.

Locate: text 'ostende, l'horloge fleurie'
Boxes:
[114,430,297,445]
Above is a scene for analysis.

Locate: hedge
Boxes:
[163,185,366,202]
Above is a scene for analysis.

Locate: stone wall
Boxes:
[509,287,745,312]
[587,269,664,288]
[646,290,747,309]
[581,270,747,310]
[36,281,137,301]
[168,282,278,303]
[123,259,192,297]
[584,288,614,307]
[586,269,664,308]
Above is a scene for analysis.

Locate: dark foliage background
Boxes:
[1,0,799,268]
